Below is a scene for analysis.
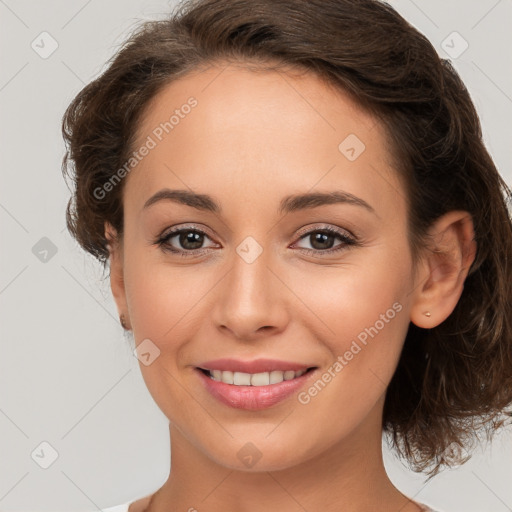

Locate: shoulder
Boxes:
[416,504,440,512]
[102,494,154,512]
[127,494,154,512]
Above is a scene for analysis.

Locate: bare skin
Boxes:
[107,61,476,512]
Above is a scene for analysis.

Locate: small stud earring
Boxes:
[120,314,129,330]
[423,311,431,317]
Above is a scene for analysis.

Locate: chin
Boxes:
[201,434,322,474]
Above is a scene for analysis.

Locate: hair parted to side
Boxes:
[61,0,512,476]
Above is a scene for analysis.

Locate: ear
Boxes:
[105,221,131,330]
[410,210,477,329]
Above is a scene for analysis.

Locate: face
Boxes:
[109,62,420,471]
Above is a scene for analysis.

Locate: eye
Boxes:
[155,226,217,257]
[292,225,358,255]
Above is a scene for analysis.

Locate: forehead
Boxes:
[125,63,402,218]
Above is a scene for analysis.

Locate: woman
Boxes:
[61,0,512,511]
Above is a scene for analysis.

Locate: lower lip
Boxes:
[196,368,316,410]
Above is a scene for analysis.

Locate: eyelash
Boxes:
[154,224,359,258]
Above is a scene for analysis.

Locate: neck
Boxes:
[147,398,420,512]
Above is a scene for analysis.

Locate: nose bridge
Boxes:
[232,235,271,302]
[212,234,287,339]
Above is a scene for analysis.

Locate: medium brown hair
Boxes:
[61,0,512,476]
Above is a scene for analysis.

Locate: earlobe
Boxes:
[104,222,131,330]
[410,210,477,329]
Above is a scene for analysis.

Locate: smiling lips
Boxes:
[207,368,308,386]
[196,358,317,410]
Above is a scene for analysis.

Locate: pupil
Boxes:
[181,231,203,250]
[312,232,334,250]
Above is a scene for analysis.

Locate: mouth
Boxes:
[195,365,319,411]
[197,366,318,386]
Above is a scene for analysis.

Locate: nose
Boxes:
[211,244,289,342]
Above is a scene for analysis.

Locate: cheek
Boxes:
[123,242,206,341]
[122,252,204,418]
[293,254,409,346]
[290,263,411,438]
[289,247,412,400]
[331,271,405,348]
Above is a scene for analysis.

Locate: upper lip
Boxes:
[197,358,315,374]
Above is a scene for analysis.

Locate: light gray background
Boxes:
[0,1,511,511]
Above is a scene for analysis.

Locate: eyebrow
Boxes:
[142,188,377,216]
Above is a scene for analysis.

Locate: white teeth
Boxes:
[251,372,270,386]
[218,369,233,384]
[269,370,285,384]
[208,368,308,386]
[233,372,251,385]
